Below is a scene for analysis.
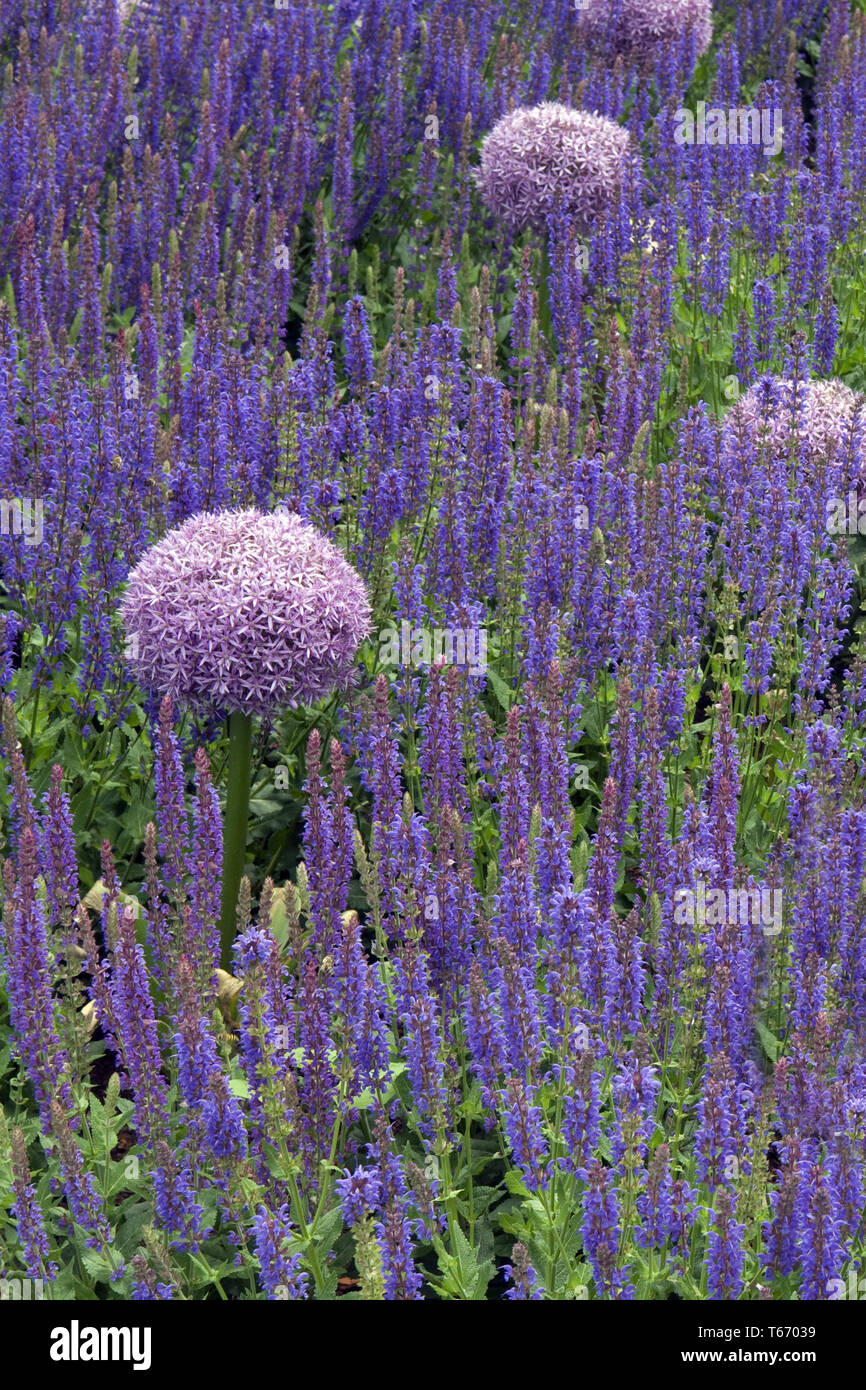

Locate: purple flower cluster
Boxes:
[122,509,371,716]
[580,0,713,63]
[725,375,864,474]
[476,103,630,235]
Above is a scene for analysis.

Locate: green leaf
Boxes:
[485,667,513,711]
[755,1019,781,1064]
[311,1205,343,1253]
[503,1168,530,1199]
[80,1248,121,1285]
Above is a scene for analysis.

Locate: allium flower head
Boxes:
[725,376,864,470]
[122,509,371,716]
[107,0,146,18]
[476,103,630,235]
[580,0,713,63]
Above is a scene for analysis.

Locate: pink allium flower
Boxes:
[476,102,630,235]
[724,376,864,468]
[121,509,371,716]
[579,0,713,63]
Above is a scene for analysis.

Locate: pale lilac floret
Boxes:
[725,376,865,468]
[476,102,631,236]
[579,0,713,62]
[121,509,371,716]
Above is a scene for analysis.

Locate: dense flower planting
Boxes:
[2,0,866,1306]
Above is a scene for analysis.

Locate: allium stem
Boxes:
[538,238,554,349]
[219,710,253,969]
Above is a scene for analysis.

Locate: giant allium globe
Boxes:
[476,103,630,235]
[121,508,371,717]
[579,0,713,63]
[724,377,865,471]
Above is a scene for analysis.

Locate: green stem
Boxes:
[219,710,254,970]
[538,237,555,351]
